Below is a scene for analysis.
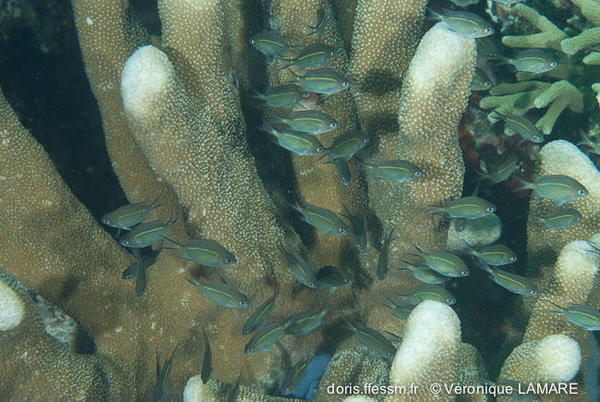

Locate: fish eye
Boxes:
[302,92,310,98]
[484,82,492,88]
[121,240,129,245]
[550,61,557,67]
[461,270,469,276]
[511,256,517,262]
[250,38,255,44]
[484,28,493,33]
[308,281,316,288]
[447,298,454,304]
[317,146,324,152]
[247,347,254,353]
[102,218,110,224]
[530,290,538,296]
[415,171,423,177]
[338,228,346,234]
[486,207,494,212]
[342,80,349,87]
[239,301,248,307]
[578,189,586,195]
[363,137,369,143]
[533,136,540,141]
[225,258,233,264]
[330,122,338,128]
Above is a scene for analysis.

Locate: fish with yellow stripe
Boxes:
[250,31,292,57]
[242,284,279,335]
[164,238,236,267]
[358,159,423,183]
[272,110,338,135]
[343,319,397,361]
[102,197,162,230]
[429,9,494,38]
[118,217,176,248]
[291,201,349,236]
[259,120,324,156]
[490,111,544,143]
[244,318,296,354]
[288,68,350,96]
[186,277,251,308]
[476,261,538,296]
[280,43,335,71]
[532,207,582,229]
[463,241,517,266]
[547,301,600,330]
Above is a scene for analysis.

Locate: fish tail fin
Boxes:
[356,160,370,170]
[512,176,533,192]
[429,205,446,215]
[186,277,201,288]
[426,8,443,21]
[473,260,493,274]
[258,119,276,135]
[149,195,163,209]
[342,318,356,332]
[286,67,302,80]
[248,89,264,101]
[489,110,507,122]
[339,203,351,219]
[544,299,564,311]
[462,239,475,254]
[162,237,181,249]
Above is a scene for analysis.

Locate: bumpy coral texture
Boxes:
[3,0,599,400]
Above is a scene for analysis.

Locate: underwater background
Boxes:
[0,0,599,400]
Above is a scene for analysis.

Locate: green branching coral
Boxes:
[481,1,599,134]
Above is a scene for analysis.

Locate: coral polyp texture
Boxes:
[1,0,600,401]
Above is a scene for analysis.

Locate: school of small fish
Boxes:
[98,3,600,397]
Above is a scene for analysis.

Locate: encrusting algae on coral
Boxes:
[1,0,600,400]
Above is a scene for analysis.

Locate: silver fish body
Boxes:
[252,84,307,108]
[102,198,161,230]
[404,284,456,305]
[345,320,397,360]
[315,265,354,293]
[432,196,496,220]
[242,285,279,335]
[274,110,338,134]
[533,207,582,229]
[166,238,236,267]
[467,243,517,266]
[480,154,519,184]
[282,44,335,71]
[550,302,600,330]
[432,9,494,38]
[358,159,423,183]
[330,158,351,186]
[119,218,175,248]
[291,68,350,96]
[287,305,331,336]
[505,49,558,74]
[291,202,349,236]
[244,319,294,354]
[250,31,291,57]
[260,120,324,156]
[491,111,544,143]
[516,175,588,205]
[377,228,396,280]
[411,247,470,277]
[323,130,369,161]
[277,244,317,288]
[281,357,311,395]
[477,263,538,296]
[187,278,251,308]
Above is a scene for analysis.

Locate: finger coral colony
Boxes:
[1,0,599,401]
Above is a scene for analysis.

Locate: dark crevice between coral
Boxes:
[0,0,126,220]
